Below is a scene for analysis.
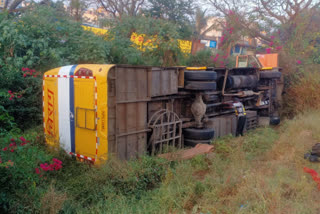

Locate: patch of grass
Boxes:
[5,111,320,213]
[283,71,320,117]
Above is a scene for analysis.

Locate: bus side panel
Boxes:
[96,74,108,162]
[43,77,60,148]
[74,78,97,159]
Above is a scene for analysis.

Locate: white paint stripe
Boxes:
[58,66,73,153]
[43,79,45,132]
[94,79,98,157]
[44,75,95,79]
[69,152,94,161]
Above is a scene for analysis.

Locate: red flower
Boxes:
[17,95,22,98]
[270,35,275,40]
[20,142,27,146]
[220,35,225,43]
[228,10,234,15]
[10,149,14,152]
[276,46,282,51]
[269,41,274,47]
[265,48,271,52]
[2,147,8,151]
[213,54,219,62]
[53,158,62,165]
[297,60,302,64]
[8,90,12,94]
[19,136,26,142]
[10,138,15,142]
[9,97,13,101]
[23,73,27,77]
[35,168,40,174]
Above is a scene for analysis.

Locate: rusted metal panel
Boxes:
[177,67,185,88]
[108,66,151,160]
[150,67,179,97]
[148,101,165,119]
[108,65,182,160]
[117,66,150,102]
[107,68,117,155]
[206,115,237,138]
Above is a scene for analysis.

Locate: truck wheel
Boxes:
[185,71,217,81]
[185,81,217,91]
[260,71,281,79]
[183,128,215,140]
[184,138,212,147]
[270,116,280,125]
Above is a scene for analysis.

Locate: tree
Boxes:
[68,0,88,21]
[143,0,195,38]
[2,0,28,12]
[96,0,146,20]
[144,0,194,23]
[192,7,217,40]
[207,0,320,43]
[1,0,61,13]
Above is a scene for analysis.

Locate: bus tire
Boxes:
[183,128,215,140]
[185,81,217,91]
[185,71,217,81]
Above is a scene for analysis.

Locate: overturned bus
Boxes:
[43,60,282,164]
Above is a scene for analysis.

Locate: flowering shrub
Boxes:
[21,67,42,78]
[36,158,63,176]
[0,133,58,212]
[8,90,23,100]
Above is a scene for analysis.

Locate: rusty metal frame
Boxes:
[148,109,182,155]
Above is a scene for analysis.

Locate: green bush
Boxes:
[55,155,170,211]
[185,49,237,67]
[186,49,215,67]
[104,15,184,66]
[0,106,17,137]
[0,7,111,131]
[0,131,61,213]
